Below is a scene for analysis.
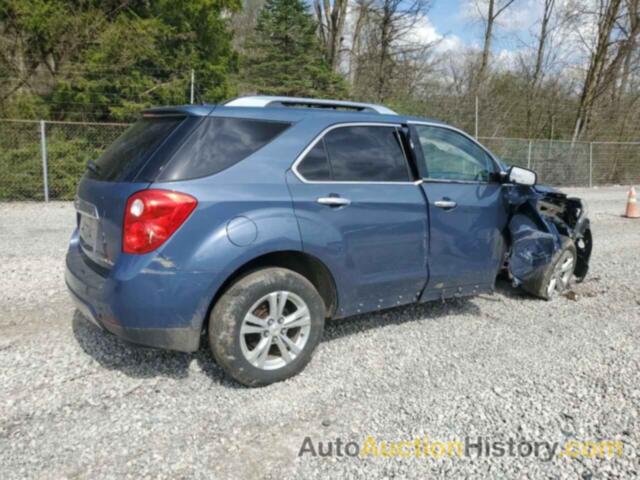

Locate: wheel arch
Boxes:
[204,250,338,332]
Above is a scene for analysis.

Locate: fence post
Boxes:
[527,140,532,169]
[190,69,195,104]
[589,142,593,188]
[474,96,479,139]
[40,120,49,202]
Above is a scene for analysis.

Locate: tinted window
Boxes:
[323,126,409,182]
[415,126,495,181]
[159,117,290,181]
[90,116,183,182]
[298,139,331,181]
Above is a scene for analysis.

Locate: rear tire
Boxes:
[522,237,577,300]
[208,267,325,387]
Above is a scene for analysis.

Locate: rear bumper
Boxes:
[67,287,200,351]
[65,232,205,352]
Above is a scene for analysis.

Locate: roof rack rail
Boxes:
[224,96,397,115]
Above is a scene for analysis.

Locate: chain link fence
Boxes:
[0,120,127,201]
[0,119,639,201]
[0,120,45,200]
[481,137,640,186]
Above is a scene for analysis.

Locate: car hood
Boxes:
[534,184,564,196]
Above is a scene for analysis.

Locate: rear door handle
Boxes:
[434,200,457,209]
[317,197,351,207]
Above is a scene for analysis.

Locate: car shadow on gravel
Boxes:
[72,311,241,387]
[492,275,587,301]
[72,312,199,380]
[322,296,481,342]
[72,296,482,386]
[493,276,536,300]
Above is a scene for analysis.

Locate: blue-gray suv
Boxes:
[65,96,592,386]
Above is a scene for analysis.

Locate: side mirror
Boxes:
[507,166,537,186]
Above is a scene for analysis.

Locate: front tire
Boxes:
[522,237,577,300]
[208,267,325,387]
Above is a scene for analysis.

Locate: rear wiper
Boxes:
[87,160,101,175]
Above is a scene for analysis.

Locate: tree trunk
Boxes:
[314,0,348,71]
[376,3,393,102]
[475,0,516,91]
[572,0,623,141]
[526,0,554,137]
[476,0,495,88]
[349,0,369,86]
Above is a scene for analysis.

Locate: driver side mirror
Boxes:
[506,166,537,186]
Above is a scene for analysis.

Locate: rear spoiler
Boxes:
[142,105,216,117]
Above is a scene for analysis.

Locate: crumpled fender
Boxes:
[504,186,563,285]
[508,211,560,284]
[504,184,591,286]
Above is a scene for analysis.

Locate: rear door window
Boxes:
[89,116,183,182]
[158,117,291,181]
[296,125,410,182]
[323,126,410,182]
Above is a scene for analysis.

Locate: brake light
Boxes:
[123,189,197,254]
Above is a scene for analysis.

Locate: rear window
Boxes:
[157,117,291,181]
[88,116,183,182]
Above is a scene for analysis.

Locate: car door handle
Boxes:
[434,200,457,209]
[317,197,351,207]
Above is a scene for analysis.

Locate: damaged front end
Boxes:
[505,184,592,289]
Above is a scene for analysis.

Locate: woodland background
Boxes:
[1,0,639,198]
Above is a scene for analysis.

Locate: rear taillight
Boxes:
[123,189,197,254]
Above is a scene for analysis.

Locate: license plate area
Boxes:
[79,215,98,252]
[75,197,100,254]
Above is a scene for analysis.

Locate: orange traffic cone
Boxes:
[624,186,640,218]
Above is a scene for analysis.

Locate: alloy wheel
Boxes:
[239,291,312,370]
[546,250,574,298]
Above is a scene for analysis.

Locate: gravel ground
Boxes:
[1,186,639,479]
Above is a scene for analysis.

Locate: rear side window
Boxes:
[159,117,290,181]
[90,116,183,182]
[297,125,410,182]
[297,140,331,181]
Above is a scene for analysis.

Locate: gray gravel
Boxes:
[1,186,639,479]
